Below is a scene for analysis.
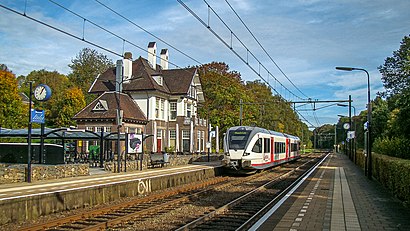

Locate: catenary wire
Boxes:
[178,0,305,101]
[224,0,310,99]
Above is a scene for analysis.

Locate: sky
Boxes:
[1,0,410,128]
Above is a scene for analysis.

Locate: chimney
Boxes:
[160,49,169,70]
[123,52,132,80]
[148,42,156,68]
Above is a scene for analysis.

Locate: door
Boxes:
[286,138,290,159]
[157,138,162,152]
[271,137,274,163]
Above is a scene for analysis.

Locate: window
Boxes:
[96,127,103,133]
[136,128,142,134]
[92,100,108,111]
[170,101,177,120]
[157,129,162,138]
[86,127,93,132]
[275,142,286,154]
[182,130,190,152]
[197,131,201,152]
[162,99,165,119]
[155,98,160,118]
[186,103,191,118]
[264,138,270,153]
[252,138,262,153]
[228,130,251,150]
[169,130,176,149]
[105,127,111,133]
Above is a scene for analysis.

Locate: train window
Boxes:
[264,138,270,153]
[228,130,251,150]
[252,138,263,153]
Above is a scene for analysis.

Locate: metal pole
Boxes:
[334,125,337,154]
[239,99,243,126]
[40,123,45,164]
[348,95,352,160]
[27,81,32,183]
[100,128,104,168]
[364,69,372,179]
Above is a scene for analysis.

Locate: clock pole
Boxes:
[27,81,33,183]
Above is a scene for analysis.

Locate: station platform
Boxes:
[253,153,410,231]
[0,161,223,225]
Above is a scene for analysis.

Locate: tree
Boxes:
[68,48,114,103]
[198,62,257,133]
[379,34,410,97]
[21,69,70,127]
[378,34,410,140]
[0,70,26,128]
[53,87,86,127]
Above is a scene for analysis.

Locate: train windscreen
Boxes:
[228,130,251,149]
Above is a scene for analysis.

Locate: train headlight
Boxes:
[243,152,250,156]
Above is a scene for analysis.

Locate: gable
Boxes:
[92,100,108,112]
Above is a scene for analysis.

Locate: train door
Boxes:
[286,138,290,159]
[263,137,270,163]
[271,137,274,163]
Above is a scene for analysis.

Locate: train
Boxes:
[222,126,301,173]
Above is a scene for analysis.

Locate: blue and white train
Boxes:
[223,126,301,173]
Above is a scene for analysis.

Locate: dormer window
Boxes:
[153,75,163,86]
[92,100,108,112]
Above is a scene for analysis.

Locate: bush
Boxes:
[373,136,410,159]
[372,153,410,206]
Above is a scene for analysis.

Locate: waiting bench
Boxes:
[149,153,169,168]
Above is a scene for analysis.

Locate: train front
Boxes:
[222,126,254,171]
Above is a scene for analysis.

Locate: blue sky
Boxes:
[1,0,410,128]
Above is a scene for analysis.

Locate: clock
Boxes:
[34,84,52,101]
[343,123,350,130]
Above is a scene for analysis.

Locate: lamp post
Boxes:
[336,66,372,179]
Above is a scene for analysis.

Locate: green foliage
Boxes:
[373,136,410,159]
[198,62,311,147]
[68,48,114,104]
[378,34,410,97]
[0,70,26,128]
[371,153,410,205]
[53,87,86,127]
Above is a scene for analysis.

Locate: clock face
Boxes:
[343,123,350,130]
[34,84,51,101]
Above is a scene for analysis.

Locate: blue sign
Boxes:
[31,109,45,124]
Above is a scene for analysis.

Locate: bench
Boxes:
[149,153,169,168]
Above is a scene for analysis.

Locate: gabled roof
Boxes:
[88,56,198,96]
[73,91,147,123]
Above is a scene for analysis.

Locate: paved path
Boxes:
[256,153,410,230]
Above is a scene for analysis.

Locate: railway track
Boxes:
[17,153,325,231]
[176,153,328,231]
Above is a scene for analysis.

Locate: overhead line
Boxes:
[93,0,203,66]
[0,4,122,57]
[46,0,193,72]
[178,0,305,100]
[224,0,309,99]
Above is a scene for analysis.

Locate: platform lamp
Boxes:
[336,66,372,179]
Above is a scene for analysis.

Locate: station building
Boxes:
[73,42,208,154]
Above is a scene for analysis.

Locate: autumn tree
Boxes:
[198,62,257,133]
[0,70,26,128]
[68,48,114,104]
[19,70,70,127]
